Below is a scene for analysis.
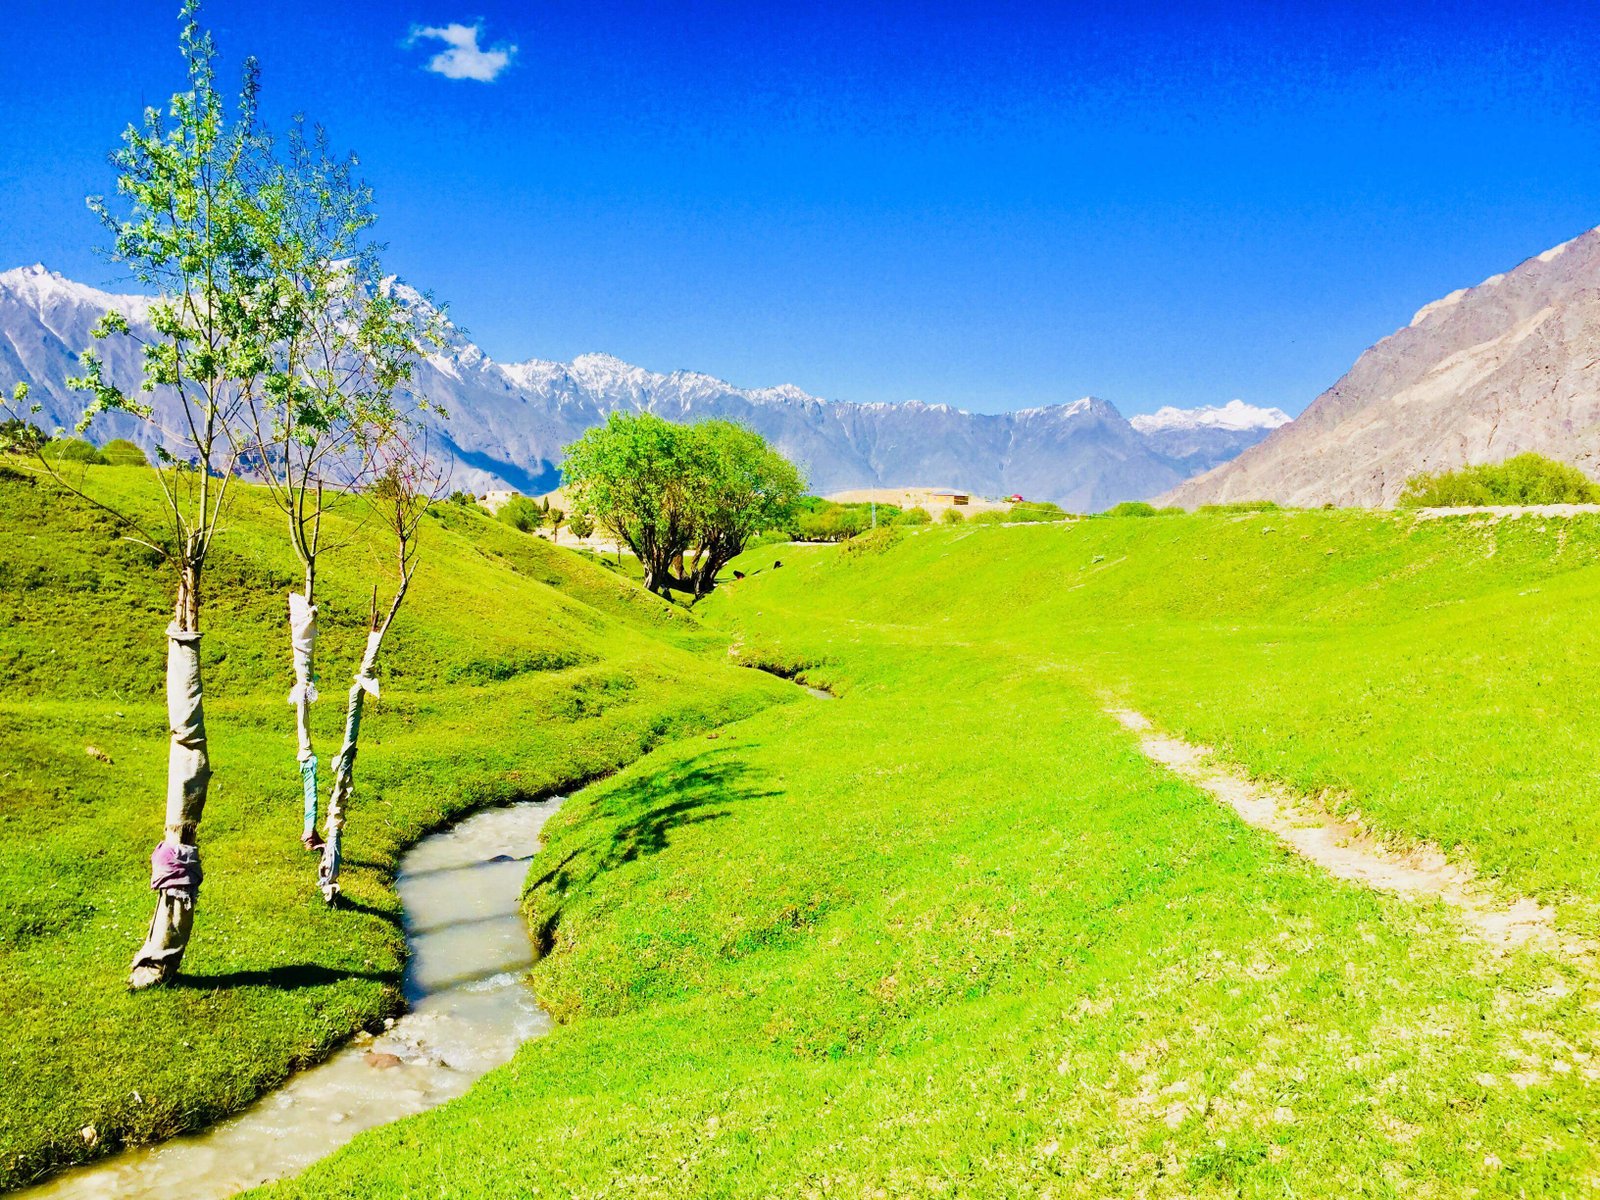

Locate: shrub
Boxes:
[1198,500,1281,514]
[970,510,1007,525]
[100,438,149,466]
[499,496,545,533]
[1397,453,1600,507]
[43,439,108,465]
[566,511,596,540]
[894,506,931,526]
[838,526,903,559]
[0,419,48,454]
[1103,501,1158,518]
[940,507,965,524]
[1007,501,1069,523]
[790,498,896,542]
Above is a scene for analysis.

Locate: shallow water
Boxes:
[23,799,564,1199]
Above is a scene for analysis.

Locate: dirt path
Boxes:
[1110,707,1593,961]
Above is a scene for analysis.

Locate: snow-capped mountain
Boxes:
[1130,400,1292,433]
[1130,401,1292,475]
[0,264,1285,510]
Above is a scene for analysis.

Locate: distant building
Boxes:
[1007,494,1024,503]
[931,491,970,506]
[480,489,522,514]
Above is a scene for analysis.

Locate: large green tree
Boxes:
[562,413,803,596]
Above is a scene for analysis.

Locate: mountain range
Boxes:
[1165,225,1600,508]
[0,265,1287,511]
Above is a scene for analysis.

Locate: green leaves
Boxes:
[1397,453,1600,507]
[562,413,805,594]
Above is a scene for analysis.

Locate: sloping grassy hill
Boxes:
[268,511,1600,1198]
[0,466,792,1188]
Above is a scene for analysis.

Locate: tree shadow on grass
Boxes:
[597,751,778,869]
[175,963,389,991]
[528,750,779,942]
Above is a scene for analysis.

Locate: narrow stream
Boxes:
[23,798,565,1199]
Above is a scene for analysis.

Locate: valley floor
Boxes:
[262,510,1600,1198]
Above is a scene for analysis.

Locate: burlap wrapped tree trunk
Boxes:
[287,589,322,847]
[129,618,211,989]
[318,628,384,903]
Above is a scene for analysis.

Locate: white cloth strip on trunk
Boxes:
[287,591,320,705]
[165,623,209,833]
[355,628,383,698]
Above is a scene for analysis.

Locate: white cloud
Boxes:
[407,21,516,82]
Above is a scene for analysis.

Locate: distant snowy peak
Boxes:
[0,264,155,320]
[1130,400,1291,434]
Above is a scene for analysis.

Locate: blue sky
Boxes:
[4,1,1598,416]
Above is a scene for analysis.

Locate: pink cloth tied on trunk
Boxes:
[150,842,203,899]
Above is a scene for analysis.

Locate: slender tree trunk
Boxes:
[130,563,210,989]
[288,569,322,849]
[317,626,384,903]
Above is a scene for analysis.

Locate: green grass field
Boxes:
[260,510,1600,1198]
[0,467,794,1188]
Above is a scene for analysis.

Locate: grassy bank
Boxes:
[267,510,1600,1197]
[0,467,792,1188]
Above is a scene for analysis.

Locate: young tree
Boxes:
[563,415,803,596]
[246,116,440,853]
[2,4,281,988]
[315,430,444,903]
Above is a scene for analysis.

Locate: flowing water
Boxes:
[23,799,565,1199]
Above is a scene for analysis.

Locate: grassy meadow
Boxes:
[0,466,794,1188]
[262,509,1600,1198]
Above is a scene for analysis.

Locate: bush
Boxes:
[1103,501,1158,518]
[1007,501,1069,523]
[43,439,108,465]
[100,438,149,466]
[1397,453,1600,508]
[790,498,898,542]
[838,526,903,559]
[1198,500,1281,514]
[894,506,931,526]
[0,419,48,454]
[499,496,545,533]
[566,511,596,540]
[940,507,965,525]
[970,510,1007,525]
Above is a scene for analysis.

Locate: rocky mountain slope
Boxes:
[1164,226,1600,508]
[0,266,1285,510]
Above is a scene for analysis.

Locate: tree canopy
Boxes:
[562,413,804,595]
